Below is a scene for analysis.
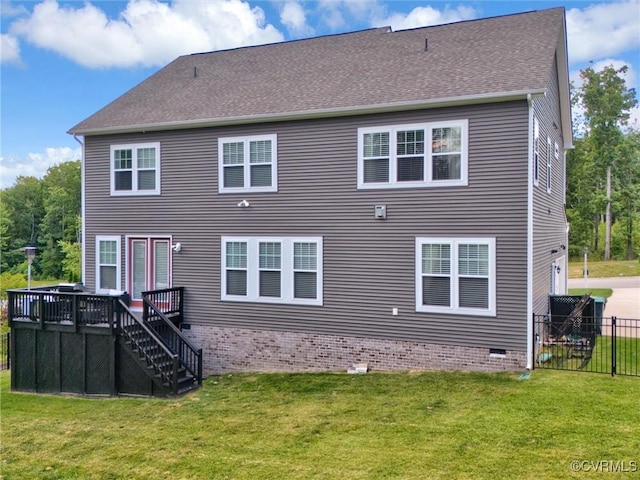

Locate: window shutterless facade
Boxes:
[96,235,121,292]
[415,237,496,316]
[533,118,540,186]
[546,137,552,193]
[218,134,277,193]
[110,143,160,195]
[357,120,468,189]
[222,237,322,305]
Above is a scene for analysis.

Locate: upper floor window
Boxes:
[546,137,552,193]
[222,236,322,305]
[110,143,160,195]
[357,120,468,189]
[533,118,540,186]
[218,135,277,193]
[415,237,496,317]
[96,235,121,292]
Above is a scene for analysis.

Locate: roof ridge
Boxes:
[186,26,391,58]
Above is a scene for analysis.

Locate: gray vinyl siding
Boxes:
[84,101,531,352]
[531,55,569,314]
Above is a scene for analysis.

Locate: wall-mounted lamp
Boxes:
[172,242,182,253]
[560,244,566,250]
[237,199,250,208]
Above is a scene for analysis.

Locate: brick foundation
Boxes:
[183,325,527,376]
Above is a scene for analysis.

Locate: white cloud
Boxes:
[566,0,640,64]
[0,147,81,189]
[373,4,477,30]
[0,1,28,16]
[280,1,313,36]
[0,33,21,65]
[8,0,284,69]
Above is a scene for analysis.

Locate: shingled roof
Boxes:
[69,7,570,136]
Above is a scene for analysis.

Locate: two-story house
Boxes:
[69,7,572,375]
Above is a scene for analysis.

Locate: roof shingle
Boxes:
[69,8,565,134]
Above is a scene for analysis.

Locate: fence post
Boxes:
[611,316,616,377]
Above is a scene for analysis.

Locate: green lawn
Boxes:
[590,335,640,376]
[568,260,639,279]
[568,288,613,298]
[2,370,639,479]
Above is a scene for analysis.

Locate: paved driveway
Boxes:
[568,276,640,320]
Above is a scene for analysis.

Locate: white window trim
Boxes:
[415,237,496,317]
[218,134,278,193]
[110,142,161,196]
[357,120,468,189]
[95,235,121,293]
[221,236,323,306]
[533,118,540,187]
[546,137,552,193]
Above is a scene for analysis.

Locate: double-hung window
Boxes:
[96,235,121,292]
[358,120,467,189]
[222,237,322,305]
[533,118,540,186]
[110,143,160,195]
[416,237,496,316]
[218,135,277,193]
[546,137,552,193]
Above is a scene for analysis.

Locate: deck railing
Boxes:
[117,299,180,391]
[8,287,119,332]
[142,288,202,386]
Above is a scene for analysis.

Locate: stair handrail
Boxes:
[116,299,180,390]
[141,293,202,386]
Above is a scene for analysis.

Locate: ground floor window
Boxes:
[415,237,496,316]
[96,235,121,292]
[222,237,323,306]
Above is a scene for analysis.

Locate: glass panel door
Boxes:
[154,241,169,290]
[127,237,171,310]
[132,240,147,300]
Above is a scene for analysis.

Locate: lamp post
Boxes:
[583,246,588,289]
[25,246,36,290]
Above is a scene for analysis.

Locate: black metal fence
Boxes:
[0,331,9,370]
[534,314,639,376]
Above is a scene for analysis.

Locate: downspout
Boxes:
[73,135,86,288]
[526,93,534,371]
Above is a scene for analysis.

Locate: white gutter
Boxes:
[73,134,86,288]
[526,93,534,371]
[68,89,546,136]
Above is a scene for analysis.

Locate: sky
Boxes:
[1,0,639,189]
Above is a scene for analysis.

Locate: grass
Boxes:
[2,370,639,479]
[590,335,640,376]
[568,288,613,298]
[568,260,639,279]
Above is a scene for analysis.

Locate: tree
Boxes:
[40,161,81,278]
[0,176,45,273]
[613,130,640,259]
[576,65,638,260]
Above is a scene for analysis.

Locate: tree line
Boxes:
[1,160,81,291]
[567,65,639,261]
[0,65,638,292]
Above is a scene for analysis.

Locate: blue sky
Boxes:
[1,0,639,188]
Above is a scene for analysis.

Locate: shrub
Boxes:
[0,272,26,299]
